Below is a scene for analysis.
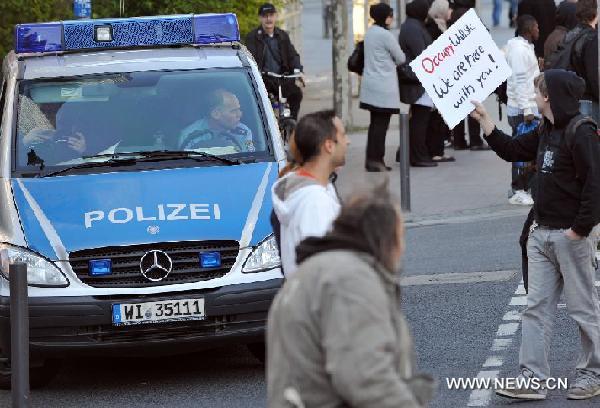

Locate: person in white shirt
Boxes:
[504,14,540,206]
[271,110,348,276]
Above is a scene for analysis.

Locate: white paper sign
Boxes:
[409,9,512,129]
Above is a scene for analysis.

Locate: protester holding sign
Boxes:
[504,14,540,206]
[359,2,406,172]
[470,70,600,401]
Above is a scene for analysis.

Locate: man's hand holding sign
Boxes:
[409,9,512,129]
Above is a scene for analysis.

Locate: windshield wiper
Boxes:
[42,157,137,177]
[134,150,241,165]
[83,150,241,165]
[42,150,242,177]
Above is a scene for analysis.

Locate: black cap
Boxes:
[258,3,277,16]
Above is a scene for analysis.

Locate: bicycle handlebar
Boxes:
[263,71,303,79]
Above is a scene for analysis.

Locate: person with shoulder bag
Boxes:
[359,3,406,172]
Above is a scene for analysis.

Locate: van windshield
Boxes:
[15,69,271,174]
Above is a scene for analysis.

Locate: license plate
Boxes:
[112,298,205,326]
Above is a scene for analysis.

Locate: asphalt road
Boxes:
[2,213,598,407]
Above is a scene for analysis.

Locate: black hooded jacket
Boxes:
[398,0,432,104]
[485,70,600,236]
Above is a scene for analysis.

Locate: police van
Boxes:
[0,13,285,387]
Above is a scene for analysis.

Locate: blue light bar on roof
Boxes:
[14,13,239,54]
[15,23,63,53]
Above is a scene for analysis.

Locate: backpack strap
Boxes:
[565,114,598,152]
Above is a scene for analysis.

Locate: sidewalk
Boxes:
[300,0,527,220]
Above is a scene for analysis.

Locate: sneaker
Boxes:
[567,370,600,400]
[496,369,547,400]
[509,190,534,206]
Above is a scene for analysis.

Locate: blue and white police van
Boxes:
[0,13,285,387]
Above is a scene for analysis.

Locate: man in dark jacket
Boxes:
[571,0,598,122]
[399,0,438,167]
[471,69,600,401]
[517,0,557,58]
[245,3,303,119]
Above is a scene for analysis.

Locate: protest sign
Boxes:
[409,9,511,129]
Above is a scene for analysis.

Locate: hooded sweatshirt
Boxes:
[485,69,600,236]
[543,1,577,63]
[271,172,340,276]
[505,35,540,116]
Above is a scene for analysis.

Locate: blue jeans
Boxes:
[508,115,535,193]
[493,0,518,26]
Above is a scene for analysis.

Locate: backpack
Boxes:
[545,26,595,72]
[565,114,598,149]
[347,41,364,75]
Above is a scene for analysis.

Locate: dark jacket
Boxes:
[425,19,443,41]
[517,0,557,58]
[543,26,568,64]
[543,2,577,63]
[399,17,432,104]
[245,26,302,73]
[485,70,600,237]
[577,31,598,103]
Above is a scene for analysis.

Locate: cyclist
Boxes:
[245,2,304,119]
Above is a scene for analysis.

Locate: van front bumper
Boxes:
[0,278,282,357]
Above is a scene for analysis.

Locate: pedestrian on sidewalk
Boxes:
[470,69,600,401]
[517,0,557,61]
[271,110,347,276]
[492,0,518,28]
[571,0,599,122]
[359,2,406,172]
[424,0,455,163]
[448,5,490,151]
[399,0,439,167]
[543,1,578,65]
[504,14,540,206]
[267,184,436,408]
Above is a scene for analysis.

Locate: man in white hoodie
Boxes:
[271,110,348,276]
[504,14,540,206]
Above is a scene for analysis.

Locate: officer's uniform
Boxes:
[179,118,255,152]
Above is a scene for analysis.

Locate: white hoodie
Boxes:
[504,36,540,117]
[271,172,341,276]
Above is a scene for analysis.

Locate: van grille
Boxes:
[69,241,239,288]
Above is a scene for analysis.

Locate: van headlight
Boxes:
[242,235,281,273]
[0,245,68,287]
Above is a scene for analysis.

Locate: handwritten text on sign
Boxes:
[409,9,511,129]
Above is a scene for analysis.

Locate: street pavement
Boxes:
[1,1,599,407]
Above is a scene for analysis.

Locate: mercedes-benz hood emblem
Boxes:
[140,250,173,282]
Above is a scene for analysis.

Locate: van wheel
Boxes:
[246,342,266,364]
[0,359,61,390]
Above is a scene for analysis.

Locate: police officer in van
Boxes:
[245,2,304,119]
[179,89,255,153]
